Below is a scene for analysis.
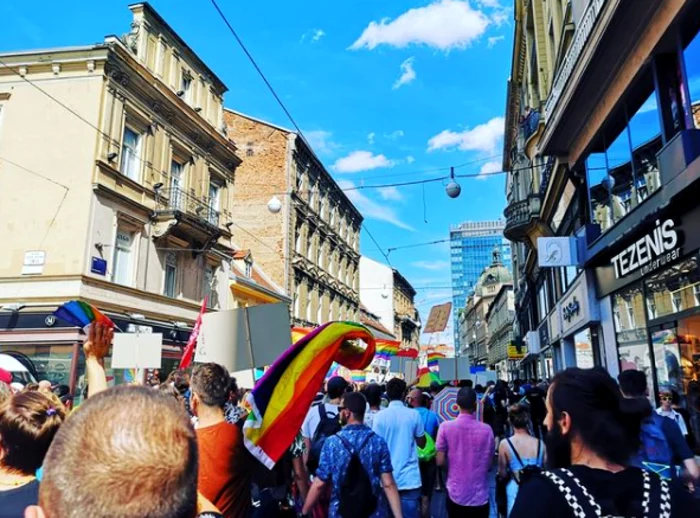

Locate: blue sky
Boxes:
[0,0,517,344]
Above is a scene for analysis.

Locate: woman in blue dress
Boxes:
[497,403,546,516]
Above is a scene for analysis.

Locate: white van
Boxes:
[0,353,37,385]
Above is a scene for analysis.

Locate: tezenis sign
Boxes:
[610,219,681,280]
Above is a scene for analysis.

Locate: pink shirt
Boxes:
[436,413,495,506]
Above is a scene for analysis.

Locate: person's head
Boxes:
[0,391,66,476]
[326,376,349,401]
[26,386,198,518]
[618,370,648,398]
[429,381,441,395]
[25,382,40,392]
[51,385,72,409]
[159,383,183,403]
[10,382,24,394]
[363,383,383,409]
[407,388,423,409]
[659,387,674,411]
[339,391,366,425]
[38,380,53,393]
[166,369,190,396]
[544,367,649,470]
[474,384,485,395]
[386,378,407,402]
[190,363,230,415]
[457,387,477,414]
[458,379,473,388]
[508,403,530,431]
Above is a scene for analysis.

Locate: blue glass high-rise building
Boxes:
[450,220,512,348]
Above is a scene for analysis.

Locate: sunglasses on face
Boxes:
[660,396,672,401]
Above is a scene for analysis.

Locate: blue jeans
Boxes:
[399,488,421,518]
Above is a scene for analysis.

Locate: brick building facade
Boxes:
[223,109,362,326]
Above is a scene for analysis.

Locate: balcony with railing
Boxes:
[152,187,223,242]
[503,194,541,243]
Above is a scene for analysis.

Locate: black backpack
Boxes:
[306,404,342,474]
[506,438,542,485]
[337,433,378,518]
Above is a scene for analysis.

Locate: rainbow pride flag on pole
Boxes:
[244,321,376,468]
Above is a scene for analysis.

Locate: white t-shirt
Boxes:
[302,403,339,440]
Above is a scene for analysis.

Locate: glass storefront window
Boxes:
[645,253,700,319]
[614,283,654,397]
[651,319,700,450]
[0,344,75,386]
[574,328,596,369]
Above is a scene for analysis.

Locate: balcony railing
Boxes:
[156,187,220,227]
[504,194,541,242]
[544,0,607,119]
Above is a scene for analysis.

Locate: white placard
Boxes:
[22,250,46,275]
[111,333,163,369]
[196,303,292,372]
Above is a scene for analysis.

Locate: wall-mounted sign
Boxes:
[562,297,581,323]
[560,271,598,337]
[21,250,46,275]
[537,237,578,267]
[610,219,681,279]
[44,315,57,327]
[91,257,108,276]
[507,342,527,360]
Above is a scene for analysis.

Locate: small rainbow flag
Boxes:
[53,300,114,329]
[244,322,376,468]
[376,339,400,356]
[351,370,367,383]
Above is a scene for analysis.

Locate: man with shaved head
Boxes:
[24,385,222,518]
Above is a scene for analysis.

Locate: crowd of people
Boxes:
[0,322,699,517]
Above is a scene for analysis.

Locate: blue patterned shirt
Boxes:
[316,424,393,518]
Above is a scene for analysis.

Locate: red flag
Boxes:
[179,296,208,370]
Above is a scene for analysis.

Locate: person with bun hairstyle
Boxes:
[511,367,699,517]
[0,391,66,516]
[497,403,545,515]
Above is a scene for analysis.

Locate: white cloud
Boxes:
[412,260,450,271]
[487,35,504,48]
[333,151,395,173]
[393,57,417,89]
[305,130,340,156]
[491,8,511,26]
[427,116,505,153]
[478,160,502,180]
[477,0,501,7]
[406,155,416,164]
[312,29,326,42]
[367,132,376,145]
[350,0,490,51]
[377,186,404,201]
[338,179,413,230]
[385,130,405,140]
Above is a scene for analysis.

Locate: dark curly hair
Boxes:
[190,363,230,408]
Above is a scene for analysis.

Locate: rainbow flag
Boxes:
[53,300,114,329]
[351,370,367,383]
[376,339,400,356]
[244,321,376,468]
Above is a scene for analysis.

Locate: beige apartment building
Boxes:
[0,3,286,389]
[223,110,362,326]
[392,270,420,350]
